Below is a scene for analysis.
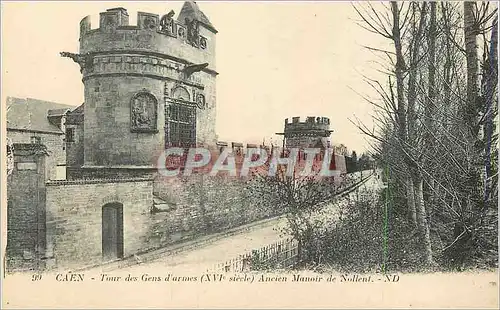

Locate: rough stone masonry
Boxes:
[6,2,344,272]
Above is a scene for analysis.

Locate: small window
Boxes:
[17,162,37,170]
[31,136,41,144]
[55,165,66,180]
[66,128,75,143]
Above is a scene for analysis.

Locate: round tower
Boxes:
[64,3,218,170]
[278,116,333,149]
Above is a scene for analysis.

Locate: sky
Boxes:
[1,1,389,154]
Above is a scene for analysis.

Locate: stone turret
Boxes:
[62,2,218,172]
[277,116,333,149]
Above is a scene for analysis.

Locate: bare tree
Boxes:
[248,153,346,264]
[352,1,498,269]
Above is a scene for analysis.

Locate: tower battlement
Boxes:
[278,116,333,149]
[78,6,216,71]
[284,116,331,132]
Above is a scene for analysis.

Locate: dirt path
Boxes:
[120,217,288,273]
[120,171,379,273]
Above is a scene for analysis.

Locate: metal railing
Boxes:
[208,238,299,273]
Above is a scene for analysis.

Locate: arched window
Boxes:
[172,86,191,101]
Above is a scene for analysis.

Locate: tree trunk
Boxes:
[463,1,483,217]
[482,16,498,205]
[426,179,434,224]
[391,1,407,142]
[407,176,417,226]
[407,2,427,140]
[464,2,480,134]
[391,1,419,229]
[441,2,452,127]
[424,2,437,227]
[404,1,427,233]
[414,173,433,265]
[425,1,436,136]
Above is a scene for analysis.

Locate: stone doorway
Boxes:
[102,202,124,260]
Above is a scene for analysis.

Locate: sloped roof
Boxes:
[178,1,217,33]
[71,103,84,114]
[6,97,76,134]
[66,103,84,124]
[47,108,71,117]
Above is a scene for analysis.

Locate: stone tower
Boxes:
[63,2,217,171]
[277,116,333,149]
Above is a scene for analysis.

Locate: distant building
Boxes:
[6,97,76,180]
[276,116,346,174]
[276,116,333,149]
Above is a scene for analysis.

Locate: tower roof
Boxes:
[178,1,217,33]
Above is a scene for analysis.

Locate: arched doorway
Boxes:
[102,202,124,260]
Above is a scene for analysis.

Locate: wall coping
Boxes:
[7,127,64,135]
[80,165,156,169]
[46,177,154,186]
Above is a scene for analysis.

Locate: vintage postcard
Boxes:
[1,1,499,308]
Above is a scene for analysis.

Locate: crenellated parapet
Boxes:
[77,7,216,73]
[276,116,333,149]
[283,116,331,134]
[212,141,272,156]
[79,7,214,42]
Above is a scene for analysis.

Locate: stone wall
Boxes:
[7,130,66,180]
[6,145,47,272]
[65,125,84,168]
[9,163,349,272]
[43,174,275,271]
[150,174,279,247]
[83,75,166,167]
[66,167,156,180]
[45,178,154,270]
[7,143,346,272]
[285,135,329,149]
